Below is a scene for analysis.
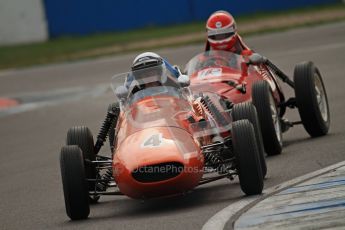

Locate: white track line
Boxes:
[202,160,345,230]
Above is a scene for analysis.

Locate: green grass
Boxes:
[0,23,204,67]
[0,2,344,70]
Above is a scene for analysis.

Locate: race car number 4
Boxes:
[141,133,163,148]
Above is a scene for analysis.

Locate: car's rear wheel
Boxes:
[232,102,267,178]
[294,61,330,137]
[60,146,90,220]
[232,120,263,195]
[66,126,98,202]
[252,80,283,156]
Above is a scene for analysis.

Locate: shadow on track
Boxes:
[60,179,248,224]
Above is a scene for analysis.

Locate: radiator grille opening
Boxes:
[132,162,184,183]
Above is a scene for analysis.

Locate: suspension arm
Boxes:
[248,53,295,88]
[89,191,123,196]
[265,59,295,88]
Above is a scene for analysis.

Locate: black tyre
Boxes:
[232,120,263,195]
[232,102,267,178]
[294,61,330,137]
[66,127,96,192]
[252,80,283,156]
[60,146,90,220]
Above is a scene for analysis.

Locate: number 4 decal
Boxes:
[141,133,163,148]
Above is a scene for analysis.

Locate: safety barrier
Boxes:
[44,0,340,37]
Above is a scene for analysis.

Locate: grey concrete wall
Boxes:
[0,0,47,45]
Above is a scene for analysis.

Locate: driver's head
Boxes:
[206,11,239,51]
[130,52,167,89]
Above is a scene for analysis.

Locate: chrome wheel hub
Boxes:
[314,73,328,122]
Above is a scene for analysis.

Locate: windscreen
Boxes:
[185,50,245,76]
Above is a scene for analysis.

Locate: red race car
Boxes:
[59,65,266,220]
[185,50,330,156]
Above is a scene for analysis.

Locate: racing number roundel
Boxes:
[141,133,163,148]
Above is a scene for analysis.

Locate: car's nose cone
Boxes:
[112,127,204,199]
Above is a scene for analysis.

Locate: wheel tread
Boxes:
[60,146,90,220]
[252,81,282,155]
[293,61,330,136]
[232,102,267,177]
[232,120,263,195]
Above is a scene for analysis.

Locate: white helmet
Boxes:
[131,52,167,87]
[132,52,162,67]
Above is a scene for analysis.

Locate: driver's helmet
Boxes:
[206,11,239,51]
[126,52,167,91]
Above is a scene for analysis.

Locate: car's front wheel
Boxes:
[232,102,267,178]
[66,126,98,202]
[60,146,90,220]
[294,61,330,137]
[252,80,283,156]
[232,119,263,195]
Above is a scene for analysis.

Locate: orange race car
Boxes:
[59,59,266,220]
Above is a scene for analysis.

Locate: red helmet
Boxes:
[206,11,238,50]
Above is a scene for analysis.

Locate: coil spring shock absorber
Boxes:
[201,96,228,127]
[98,167,113,190]
[202,145,223,168]
[94,104,120,154]
[265,59,295,88]
[203,150,221,167]
[203,143,235,176]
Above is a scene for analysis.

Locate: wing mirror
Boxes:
[178,75,190,87]
[115,85,129,101]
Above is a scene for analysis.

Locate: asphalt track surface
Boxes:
[0,21,345,230]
